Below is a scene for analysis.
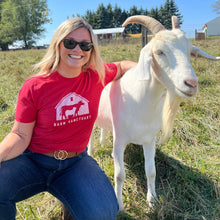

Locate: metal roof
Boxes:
[93,27,125,35]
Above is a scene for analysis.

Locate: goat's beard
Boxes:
[158,91,181,144]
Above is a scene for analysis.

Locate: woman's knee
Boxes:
[0,162,15,200]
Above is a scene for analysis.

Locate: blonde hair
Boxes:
[34,17,105,83]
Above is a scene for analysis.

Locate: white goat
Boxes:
[88,16,220,211]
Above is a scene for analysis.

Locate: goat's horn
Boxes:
[172,16,180,29]
[122,15,166,35]
[191,46,220,60]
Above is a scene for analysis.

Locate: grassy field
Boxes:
[0,37,219,219]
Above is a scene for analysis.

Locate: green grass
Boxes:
[0,38,219,219]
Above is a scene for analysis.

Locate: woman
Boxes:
[0,17,136,220]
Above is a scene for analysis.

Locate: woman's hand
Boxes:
[113,61,137,80]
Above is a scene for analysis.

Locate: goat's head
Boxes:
[151,26,198,98]
[123,15,219,143]
[122,16,219,99]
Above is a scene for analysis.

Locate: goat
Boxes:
[88,16,220,212]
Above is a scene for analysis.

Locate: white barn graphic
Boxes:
[55,92,89,121]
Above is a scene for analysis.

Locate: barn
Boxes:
[205,16,220,36]
[93,27,126,40]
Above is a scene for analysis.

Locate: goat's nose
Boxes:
[184,79,198,88]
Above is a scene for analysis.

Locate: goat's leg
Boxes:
[112,142,126,212]
[88,130,94,155]
[142,143,157,207]
[100,128,107,146]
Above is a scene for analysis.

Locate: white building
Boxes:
[205,16,220,36]
[93,27,126,40]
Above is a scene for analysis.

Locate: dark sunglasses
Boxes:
[62,39,93,51]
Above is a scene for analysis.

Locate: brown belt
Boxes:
[43,150,79,160]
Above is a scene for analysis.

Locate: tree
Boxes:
[150,7,161,22]
[112,4,122,28]
[105,4,114,28]
[159,0,183,29]
[0,0,15,50]
[95,3,109,29]
[0,0,51,50]
[120,9,128,27]
[126,6,142,34]
[213,0,220,14]
[84,10,97,28]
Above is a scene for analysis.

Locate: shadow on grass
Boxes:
[116,144,219,220]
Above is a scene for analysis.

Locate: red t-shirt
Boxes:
[15,63,117,153]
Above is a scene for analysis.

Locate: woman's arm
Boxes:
[0,120,35,163]
[113,61,137,80]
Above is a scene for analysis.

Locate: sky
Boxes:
[37,0,219,45]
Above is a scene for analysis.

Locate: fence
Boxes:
[195,29,206,40]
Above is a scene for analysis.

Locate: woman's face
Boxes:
[58,27,92,78]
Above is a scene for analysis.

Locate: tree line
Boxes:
[81,0,183,34]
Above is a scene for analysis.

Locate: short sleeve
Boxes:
[104,63,117,86]
[15,79,37,123]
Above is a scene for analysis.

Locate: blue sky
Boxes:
[37,0,219,45]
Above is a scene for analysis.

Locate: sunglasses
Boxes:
[62,39,93,51]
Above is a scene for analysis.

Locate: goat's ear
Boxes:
[135,46,152,80]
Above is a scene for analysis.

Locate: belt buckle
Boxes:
[54,150,68,160]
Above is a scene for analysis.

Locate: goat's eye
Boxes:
[155,50,164,55]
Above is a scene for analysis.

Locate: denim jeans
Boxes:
[0,149,118,220]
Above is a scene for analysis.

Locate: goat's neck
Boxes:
[121,69,166,110]
[149,74,166,104]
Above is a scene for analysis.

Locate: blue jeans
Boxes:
[0,149,118,220]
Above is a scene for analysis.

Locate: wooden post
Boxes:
[61,202,74,220]
[141,26,148,47]
[195,29,198,40]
